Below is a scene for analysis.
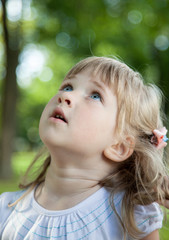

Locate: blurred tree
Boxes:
[0,0,21,178]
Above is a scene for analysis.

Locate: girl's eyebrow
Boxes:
[91,80,106,94]
[62,78,72,83]
[62,78,107,94]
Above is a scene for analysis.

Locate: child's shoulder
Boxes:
[0,189,26,206]
[134,202,163,237]
[0,189,27,227]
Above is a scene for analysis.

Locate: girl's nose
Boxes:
[58,93,72,106]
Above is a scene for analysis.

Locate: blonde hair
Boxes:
[16,57,169,239]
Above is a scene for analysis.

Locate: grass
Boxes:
[0,151,169,239]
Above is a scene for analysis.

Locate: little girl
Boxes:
[0,56,169,240]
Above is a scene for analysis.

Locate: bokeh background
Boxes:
[0,0,169,238]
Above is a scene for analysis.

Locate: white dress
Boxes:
[0,187,163,240]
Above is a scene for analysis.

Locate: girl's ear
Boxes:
[103,138,134,162]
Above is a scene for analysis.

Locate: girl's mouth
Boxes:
[51,107,68,123]
[54,114,67,122]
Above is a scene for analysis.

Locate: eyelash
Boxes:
[90,91,103,102]
[59,83,103,102]
[59,83,73,91]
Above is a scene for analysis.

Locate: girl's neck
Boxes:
[35,161,101,210]
[34,151,114,210]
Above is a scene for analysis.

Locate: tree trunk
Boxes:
[0,0,20,179]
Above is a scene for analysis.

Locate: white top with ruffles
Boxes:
[0,187,163,240]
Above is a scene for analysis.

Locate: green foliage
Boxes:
[12,151,37,177]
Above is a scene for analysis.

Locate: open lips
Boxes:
[51,108,67,123]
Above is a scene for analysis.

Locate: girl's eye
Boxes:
[90,92,102,101]
[61,84,73,92]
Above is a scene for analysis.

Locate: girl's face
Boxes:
[39,69,118,161]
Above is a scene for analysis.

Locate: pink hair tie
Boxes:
[150,127,168,149]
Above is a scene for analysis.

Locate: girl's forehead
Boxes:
[65,68,113,87]
[63,70,115,96]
